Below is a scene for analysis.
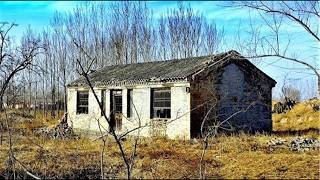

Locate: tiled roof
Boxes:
[68,50,276,87]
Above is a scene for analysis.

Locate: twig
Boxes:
[13,156,41,180]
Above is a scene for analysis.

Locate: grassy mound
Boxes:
[273,99,320,131]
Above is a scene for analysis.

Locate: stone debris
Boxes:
[289,137,320,151]
[268,137,320,151]
[35,113,78,140]
[267,138,287,146]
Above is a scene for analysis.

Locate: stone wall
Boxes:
[67,82,191,139]
[190,62,274,137]
[190,67,221,138]
[216,63,273,132]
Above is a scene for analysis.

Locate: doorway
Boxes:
[110,90,122,131]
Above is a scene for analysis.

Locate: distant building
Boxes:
[67,50,276,139]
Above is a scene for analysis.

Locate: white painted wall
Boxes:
[67,82,191,139]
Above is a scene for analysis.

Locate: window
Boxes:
[112,90,122,113]
[127,89,133,118]
[101,90,106,116]
[77,91,89,114]
[151,88,171,119]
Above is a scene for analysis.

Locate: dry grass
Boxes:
[3,109,64,133]
[0,108,319,179]
[273,99,320,131]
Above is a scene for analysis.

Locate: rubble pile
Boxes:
[35,114,78,139]
[268,137,320,151]
[289,137,320,151]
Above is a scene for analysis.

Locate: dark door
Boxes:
[110,90,122,131]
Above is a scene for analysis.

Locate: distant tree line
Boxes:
[1,1,318,115]
[0,2,224,116]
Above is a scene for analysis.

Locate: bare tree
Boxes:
[108,1,155,64]
[51,12,70,114]
[0,23,43,110]
[279,75,301,102]
[1,2,225,115]
[232,1,320,96]
[70,34,142,178]
[160,2,223,60]
[203,22,224,55]
[158,15,168,60]
[282,85,301,102]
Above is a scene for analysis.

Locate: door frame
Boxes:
[110,89,122,131]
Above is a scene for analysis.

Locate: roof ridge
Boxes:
[83,50,239,74]
[68,50,273,88]
[93,52,230,72]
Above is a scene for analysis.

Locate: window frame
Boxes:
[111,90,122,113]
[101,89,106,116]
[110,90,123,131]
[127,89,133,118]
[150,88,171,119]
[76,91,89,114]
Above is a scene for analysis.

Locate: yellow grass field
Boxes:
[0,101,319,179]
[273,99,320,131]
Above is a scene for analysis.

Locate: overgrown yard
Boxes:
[273,99,320,131]
[0,108,319,179]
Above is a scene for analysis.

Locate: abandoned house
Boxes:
[67,50,276,139]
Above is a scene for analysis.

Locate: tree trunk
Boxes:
[29,80,32,114]
[35,81,37,118]
[51,64,56,118]
[23,87,26,109]
[57,75,60,116]
[42,76,45,116]
[51,86,56,118]
[63,69,67,113]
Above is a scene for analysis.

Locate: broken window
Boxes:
[151,88,171,119]
[127,89,133,118]
[77,91,89,114]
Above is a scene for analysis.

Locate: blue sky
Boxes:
[0,1,245,38]
[0,1,318,99]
